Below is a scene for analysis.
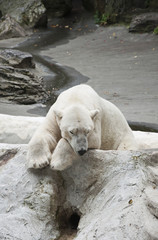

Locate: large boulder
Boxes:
[0,144,61,240]
[0,143,158,239]
[0,15,28,40]
[0,114,44,144]
[129,12,158,33]
[0,0,46,28]
[0,49,49,104]
[0,49,35,68]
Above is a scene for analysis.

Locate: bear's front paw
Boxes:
[28,155,50,169]
[50,158,71,171]
[50,138,77,171]
[27,145,51,169]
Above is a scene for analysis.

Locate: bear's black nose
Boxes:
[78,149,87,156]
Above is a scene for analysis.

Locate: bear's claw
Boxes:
[28,157,50,169]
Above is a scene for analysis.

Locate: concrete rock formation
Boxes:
[0,143,158,239]
[0,49,49,104]
[0,0,46,28]
[0,49,35,68]
[129,12,158,33]
[0,114,44,144]
[0,15,28,40]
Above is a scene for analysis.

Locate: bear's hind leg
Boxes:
[117,133,139,150]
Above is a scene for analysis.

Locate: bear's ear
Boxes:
[54,109,63,122]
[90,109,99,119]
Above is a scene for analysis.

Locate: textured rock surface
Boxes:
[63,150,158,240]
[0,15,28,40]
[0,49,49,104]
[0,114,44,144]
[0,143,158,239]
[129,12,158,33]
[0,49,35,68]
[0,144,60,240]
[0,0,46,28]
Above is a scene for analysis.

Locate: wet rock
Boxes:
[0,49,49,104]
[0,15,28,40]
[42,0,72,17]
[0,0,46,28]
[0,143,158,239]
[129,12,158,33]
[0,49,35,68]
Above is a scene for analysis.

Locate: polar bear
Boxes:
[27,84,138,170]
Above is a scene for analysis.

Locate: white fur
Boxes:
[27,84,138,170]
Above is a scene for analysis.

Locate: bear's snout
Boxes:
[72,136,88,156]
[78,149,87,156]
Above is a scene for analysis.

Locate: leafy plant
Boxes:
[94,12,110,25]
[100,13,110,25]
[94,11,100,24]
[154,26,158,34]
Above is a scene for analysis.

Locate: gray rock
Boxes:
[0,15,28,40]
[0,144,60,240]
[0,0,46,28]
[0,144,158,239]
[129,12,158,33]
[0,114,44,144]
[0,49,35,68]
[0,49,49,104]
[0,65,49,104]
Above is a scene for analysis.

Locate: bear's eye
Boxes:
[69,131,74,135]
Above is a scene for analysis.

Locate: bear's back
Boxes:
[54,84,101,110]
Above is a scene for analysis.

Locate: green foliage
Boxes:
[94,11,100,24]
[154,26,158,34]
[94,11,110,25]
[100,13,110,25]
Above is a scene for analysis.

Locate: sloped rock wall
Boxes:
[0,0,46,28]
[0,143,158,239]
[0,49,49,104]
[0,15,28,39]
[129,12,158,33]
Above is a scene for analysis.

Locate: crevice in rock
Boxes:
[69,212,80,230]
[0,149,17,167]
[56,207,81,240]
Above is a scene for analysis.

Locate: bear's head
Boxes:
[54,105,99,156]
